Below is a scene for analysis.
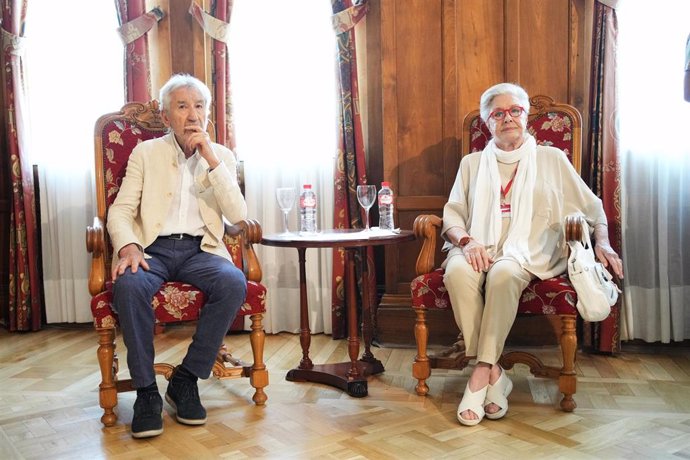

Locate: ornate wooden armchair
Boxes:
[411,96,599,412]
[87,101,268,427]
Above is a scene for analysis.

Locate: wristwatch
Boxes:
[458,236,473,248]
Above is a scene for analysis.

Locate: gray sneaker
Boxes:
[131,392,163,438]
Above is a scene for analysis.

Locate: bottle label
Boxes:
[301,196,316,208]
[379,195,393,205]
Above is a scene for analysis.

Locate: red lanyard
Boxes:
[501,165,518,198]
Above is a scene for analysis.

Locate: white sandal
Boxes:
[457,381,488,426]
[484,367,513,420]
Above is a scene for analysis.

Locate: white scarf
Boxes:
[470,134,537,265]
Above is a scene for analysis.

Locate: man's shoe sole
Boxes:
[165,393,207,425]
[131,426,163,438]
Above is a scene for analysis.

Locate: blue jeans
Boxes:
[111,237,247,388]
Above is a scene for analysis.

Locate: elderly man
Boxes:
[108,74,247,438]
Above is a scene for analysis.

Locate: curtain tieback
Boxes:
[189,1,230,44]
[1,27,26,55]
[332,0,369,34]
[117,7,165,45]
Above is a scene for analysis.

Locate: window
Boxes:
[26,1,124,169]
[25,1,124,323]
[228,1,338,333]
[618,1,690,157]
[618,1,690,342]
[228,0,336,172]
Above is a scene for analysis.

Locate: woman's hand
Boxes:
[594,241,624,279]
[592,223,624,278]
[463,240,493,272]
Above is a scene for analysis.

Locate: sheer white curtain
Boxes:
[618,1,690,342]
[26,2,123,322]
[229,1,337,333]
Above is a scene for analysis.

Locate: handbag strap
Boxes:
[579,217,593,249]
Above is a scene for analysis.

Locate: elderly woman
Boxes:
[442,83,624,426]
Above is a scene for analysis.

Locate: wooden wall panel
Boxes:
[507,0,571,101]
[383,0,445,199]
[456,0,505,137]
[146,0,171,98]
[372,0,589,346]
[145,0,210,100]
[380,0,448,302]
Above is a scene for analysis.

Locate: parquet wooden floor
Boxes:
[1,324,690,459]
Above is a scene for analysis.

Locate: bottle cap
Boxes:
[381,181,390,187]
[303,184,312,189]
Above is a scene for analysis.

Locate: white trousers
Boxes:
[443,253,534,364]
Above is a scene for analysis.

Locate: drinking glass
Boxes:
[356,184,377,231]
[275,187,296,234]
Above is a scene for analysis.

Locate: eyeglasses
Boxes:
[488,105,525,121]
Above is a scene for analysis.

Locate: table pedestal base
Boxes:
[286,359,384,397]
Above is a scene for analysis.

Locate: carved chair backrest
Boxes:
[92,101,240,276]
[461,95,582,174]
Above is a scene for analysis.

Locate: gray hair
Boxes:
[479,83,530,122]
[159,74,212,114]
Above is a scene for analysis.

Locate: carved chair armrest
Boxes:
[413,214,443,276]
[411,214,584,279]
[86,216,107,296]
[224,219,263,283]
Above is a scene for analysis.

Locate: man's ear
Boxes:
[160,110,171,128]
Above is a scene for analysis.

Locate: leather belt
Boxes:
[160,233,203,241]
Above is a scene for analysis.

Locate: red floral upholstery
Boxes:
[91,280,266,330]
[411,270,577,316]
[87,101,268,428]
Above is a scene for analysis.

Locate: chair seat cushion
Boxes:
[91,280,267,329]
[410,268,577,316]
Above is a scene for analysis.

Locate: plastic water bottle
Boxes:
[299,184,317,234]
[378,181,395,230]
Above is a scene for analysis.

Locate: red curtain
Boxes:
[585,1,621,353]
[1,0,42,331]
[331,0,372,339]
[196,0,235,151]
[115,0,152,102]
[191,1,241,330]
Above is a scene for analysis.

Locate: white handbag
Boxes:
[566,217,621,322]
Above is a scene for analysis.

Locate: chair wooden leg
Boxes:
[96,327,118,427]
[248,313,268,405]
[412,307,431,396]
[558,315,577,412]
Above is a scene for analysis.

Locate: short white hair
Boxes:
[479,83,530,122]
[159,74,212,114]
